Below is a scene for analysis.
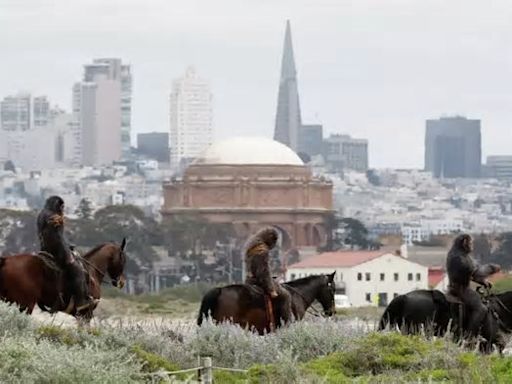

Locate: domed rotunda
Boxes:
[162,137,333,250]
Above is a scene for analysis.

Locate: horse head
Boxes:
[316,272,336,316]
[108,238,127,289]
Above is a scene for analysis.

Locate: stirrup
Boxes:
[76,298,99,312]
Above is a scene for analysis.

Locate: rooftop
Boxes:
[288,251,387,269]
[193,137,304,166]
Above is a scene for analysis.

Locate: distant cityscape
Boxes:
[1,20,512,251]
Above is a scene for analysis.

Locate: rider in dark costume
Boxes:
[244,227,292,324]
[37,196,95,312]
[446,234,501,345]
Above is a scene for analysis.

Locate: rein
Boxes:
[76,254,108,286]
[478,286,512,333]
[284,283,324,318]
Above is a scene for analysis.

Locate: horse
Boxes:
[0,238,127,323]
[197,272,337,335]
[378,288,512,353]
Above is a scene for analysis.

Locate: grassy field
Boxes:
[3,299,512,383]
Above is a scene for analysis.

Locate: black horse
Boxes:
[379,288,512,353]
[197,273,337,334]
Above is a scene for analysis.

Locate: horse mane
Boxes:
[284,274,325,287]
[82,243,109,259]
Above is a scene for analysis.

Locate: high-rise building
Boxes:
[425,116,481,178]
[274,20,301,151]
[90,59,132,156]
[169,66,213,168]
[73,58,129,166]
[0,93,69,171]
[0,93,44,131]
[137,132,170,163]
[485,156,512,181]
[323,134,369,173]
[298,124,323,158]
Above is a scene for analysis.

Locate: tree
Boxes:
[68,205,161,274]
[472,233,491,263]
[340,218,370,250]
[75,198,93,220]
[0,209,38,255]
[489,232,512,269]
[322,214,376,251]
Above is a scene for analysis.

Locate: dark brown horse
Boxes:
[197,273,337,334]
[0,239,127,323]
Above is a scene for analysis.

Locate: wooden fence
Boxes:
[145,357,248,383]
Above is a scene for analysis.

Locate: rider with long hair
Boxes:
[37,196,95,312]
[244,227,292,325]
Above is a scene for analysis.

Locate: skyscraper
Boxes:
[0,93,74,170]
[298,124,323,158]
[91,58,133,157]
[274,20,301,151]
[169,66,213,168]
[73,58,131,166]
[0,93,39,131]
[323,134,369,173]
[425,116,481,178]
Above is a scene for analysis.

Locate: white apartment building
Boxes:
[169,66,213,168]
[286,251,427,307]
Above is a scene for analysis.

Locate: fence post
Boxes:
[200,357,213,384]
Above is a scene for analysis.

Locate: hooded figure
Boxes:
[244,227,292,324]
[37,196,95,312]
[446,234,501,341]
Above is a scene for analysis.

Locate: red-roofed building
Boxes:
[286,251,428,307]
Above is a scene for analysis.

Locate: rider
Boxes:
[446,233,501,344]
[37,195,96,312]
[244,227,292,325]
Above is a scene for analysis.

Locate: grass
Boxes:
[97,283,213,318]
[2,300,512,383]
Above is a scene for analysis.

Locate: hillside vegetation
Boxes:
[2,302,512,383]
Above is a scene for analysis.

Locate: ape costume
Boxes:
[244,227,292,324]
[37,196,94,312]
[446,234,500,340]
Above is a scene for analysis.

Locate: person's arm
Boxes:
[472,262,500,286]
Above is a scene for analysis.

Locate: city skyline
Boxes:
[2,1,512,168]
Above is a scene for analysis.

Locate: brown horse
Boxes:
[0,238,127,323]
[197,273,337,334]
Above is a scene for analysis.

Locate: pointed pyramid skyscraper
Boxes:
[274,20,302,151]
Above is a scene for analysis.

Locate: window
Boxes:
[394,293,399,298]
[290,273,296,280]
[365,293,371,302]
[365,273,371,281]
[408,273,413,281]
[378,293,388,307]
[416,273,421,281]
[357,273,362,281]
[338,273,343,282]
[380,273,385,281]
[394,273,399,281]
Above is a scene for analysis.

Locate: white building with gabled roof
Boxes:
[286,251,428,307]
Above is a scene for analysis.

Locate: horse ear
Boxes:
[121,237,127,251]
[329,271,336,281]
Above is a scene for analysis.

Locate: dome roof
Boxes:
[194,137,304,166]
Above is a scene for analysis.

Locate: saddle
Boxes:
[244,283,276,331]
[36,250,91,314]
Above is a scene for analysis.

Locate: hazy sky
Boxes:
[1,0,512,168]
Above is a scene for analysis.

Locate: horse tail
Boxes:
[0,257,5,294]
[378,294,407,330]
[197,287,222,326]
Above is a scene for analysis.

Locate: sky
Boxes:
[1,0,512,169]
